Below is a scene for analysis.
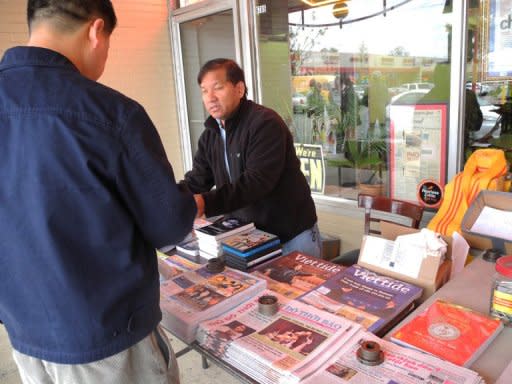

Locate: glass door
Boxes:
[170,1,240,171]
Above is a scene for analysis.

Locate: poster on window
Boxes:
[389,104,447,203]
[294,143,325,194]
[484,0,512,79]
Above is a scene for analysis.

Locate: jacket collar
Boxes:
[204,98,249,133]
[0,46,79,73]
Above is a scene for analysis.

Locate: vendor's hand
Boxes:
[194,194,205,218]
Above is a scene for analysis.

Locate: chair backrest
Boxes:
[358,193,425,235]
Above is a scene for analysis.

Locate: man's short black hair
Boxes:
[197,58,248,98]
[27,0,117,34]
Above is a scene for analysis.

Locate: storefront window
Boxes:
[465,0,512,166]
[255,0,454,201]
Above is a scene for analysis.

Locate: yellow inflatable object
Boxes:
[428,149,508,236]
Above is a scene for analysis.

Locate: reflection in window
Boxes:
[466,0,512,168]
[256,0,454,201]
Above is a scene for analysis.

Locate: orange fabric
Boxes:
[428,149,508,236]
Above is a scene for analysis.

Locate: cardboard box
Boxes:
[320,233,341,261]
[357,222,453,303]
[461,191,512,254]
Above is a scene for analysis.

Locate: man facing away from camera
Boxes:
[0,1,197,383]
[183,58,321,257]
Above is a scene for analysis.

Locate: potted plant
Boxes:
[327,137,387,195]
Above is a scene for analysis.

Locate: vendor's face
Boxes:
[200,68,245,123]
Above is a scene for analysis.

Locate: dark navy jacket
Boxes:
[0,47,196,363]
[184,99,317,242]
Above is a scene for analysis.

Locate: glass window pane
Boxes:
[256,1,454,201]
[465,0,512,167]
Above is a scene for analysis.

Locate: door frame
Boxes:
[169,0,255,173]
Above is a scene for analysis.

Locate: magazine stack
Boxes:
[299,264,423,336]
[251,251,345,299]
[301,328,484,384]
[157,251,202,280]
[194,217,254,260]
[196,290,361,384]
[159,264,266,343]
[221,228,282,271]
[390,299,503,367]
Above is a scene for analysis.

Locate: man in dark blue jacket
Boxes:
[184,58,320,257]
[0,1,196,383]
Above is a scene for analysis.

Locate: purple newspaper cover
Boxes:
[300,264,422,333]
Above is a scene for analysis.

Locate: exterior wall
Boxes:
[0,0,185,179]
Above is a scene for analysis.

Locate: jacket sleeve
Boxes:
[203,111,289,216]
[182,130,216,193]
[116,105,196,248]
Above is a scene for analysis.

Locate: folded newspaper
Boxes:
[301,328,483,384]
[160,265,266,343]
[197,290,361,384]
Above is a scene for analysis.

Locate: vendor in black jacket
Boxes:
[183,58,321,257]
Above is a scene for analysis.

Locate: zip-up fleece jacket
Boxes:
[184,99,317,243]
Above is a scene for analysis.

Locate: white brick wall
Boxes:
[0,1,185,177]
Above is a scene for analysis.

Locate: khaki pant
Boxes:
[12,326,179,384]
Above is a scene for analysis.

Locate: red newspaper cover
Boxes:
[391,299,503,367]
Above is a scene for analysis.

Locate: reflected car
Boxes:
[401,82,434,91]
[292,92,307,113]
[385,89,430,119]
[471,96,501,141]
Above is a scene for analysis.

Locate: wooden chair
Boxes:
[332,193,425,266]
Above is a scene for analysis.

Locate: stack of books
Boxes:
[390,299,503,367]
[299,264,423,336]
[158,217,214,259]
[221,228,281,271]
[194,217,254,260]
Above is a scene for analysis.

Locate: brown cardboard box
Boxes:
[357,222,453,303]
[461,190,512,254]
[320,233,341,261]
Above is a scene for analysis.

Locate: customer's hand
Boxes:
[194,194,205,218]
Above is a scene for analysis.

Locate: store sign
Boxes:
[294,143,325,194]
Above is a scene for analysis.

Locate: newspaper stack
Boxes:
[301,328,483,384]
[197,290,361,384]
[299,264,423,336]
[160,265,266,343]
[157,251,202,281]
[222,228,282,271]
[195,217,254,260]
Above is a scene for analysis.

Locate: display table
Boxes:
[385,257,512,383]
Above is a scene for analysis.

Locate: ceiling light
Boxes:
[332,2,349,19]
